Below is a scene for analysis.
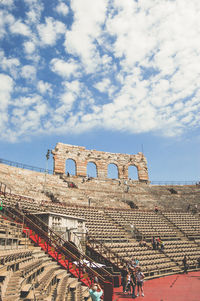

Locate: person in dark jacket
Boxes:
[182,255,188,274]
[121,264,128,293]
[130,267,137,298]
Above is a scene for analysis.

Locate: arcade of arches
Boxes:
[52,143,149,182]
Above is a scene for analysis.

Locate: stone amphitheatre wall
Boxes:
[52,143,149,182]
[0,142,199,210]
[0,162,200,211]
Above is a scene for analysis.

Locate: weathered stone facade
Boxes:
[1,162,199,210]
[52,143,149,182]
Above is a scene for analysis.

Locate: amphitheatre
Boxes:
[0,142,200,301]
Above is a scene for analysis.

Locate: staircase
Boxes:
[3,272,21,301]
[2,205,114,300]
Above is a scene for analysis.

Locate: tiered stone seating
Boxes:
[0,227,28,250]
[104,241,179,276]
[162,212,200,239]
[37,202,129,242]
[0,213,91,301]
[1,156,200,299]
[1,194,41,214]
[1,192,200,282]
[163,240,200,269]
[105,209,179,240]
[1,161,200,211]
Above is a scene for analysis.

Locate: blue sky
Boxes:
[0,0,199,182]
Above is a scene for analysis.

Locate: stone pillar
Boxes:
[76,159,87,177]
[137,153,149,182]
[97,161,107,178]
[118,165,128,179]
[52,153,65,175]
[138,166,149,181]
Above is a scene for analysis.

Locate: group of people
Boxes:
[89,264,145,301]
[121,260,145,298]
[152,236,164,250]
[88,254,195,300]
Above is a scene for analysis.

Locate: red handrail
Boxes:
[2,205,114,299]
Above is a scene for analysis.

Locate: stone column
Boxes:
[138,166,149,182]
[118,165,128,179]
[97,161,108,178]
[52,153,65,175]
[137,153,149,182]
[76,159,87,177]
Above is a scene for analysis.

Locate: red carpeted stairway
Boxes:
[26,228,91,286]
[3,205,114,300]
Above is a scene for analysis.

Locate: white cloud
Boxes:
[63,80,81,95]
[53,80,82,118]
[9,20,31,36]
[94,78,111,93]
[0,51,20,77]
[9,94,48,140]
[37,80,52,95]
[56,92,75,114]
[51,58,79,78]
[0,0,14,6]
[64,0,107,72]
[13,95,41,108]
[21,65,36,80]
[55,2,69,16]
[1,0,200,141]
[37,17,66,46]
[25,1,44,24]
[0,73,13,110]
[23,41,36,54]
[0,73,14,138]
[0,11,15,39]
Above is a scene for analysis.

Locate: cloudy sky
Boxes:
[0,0,199,182]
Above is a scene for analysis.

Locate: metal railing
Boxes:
[87,235,128,269]
[2,205,114,299]
[0,158,53,174]
[150,180,199,186]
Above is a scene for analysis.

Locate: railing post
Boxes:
[78,260,81,281]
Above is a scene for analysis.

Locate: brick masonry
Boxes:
[52,143,149,182]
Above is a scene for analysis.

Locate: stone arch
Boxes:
[87,161,98,178]
[107,163,119,179]
[128,164,138,180]
[52,143,149,182]
[65,158,76,176]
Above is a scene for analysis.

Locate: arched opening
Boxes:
[128,165,138,180]
[87,162,97,178]
[107,163,119,179]
[65,159,76,176]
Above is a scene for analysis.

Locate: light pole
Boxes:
[44,149,50,193]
